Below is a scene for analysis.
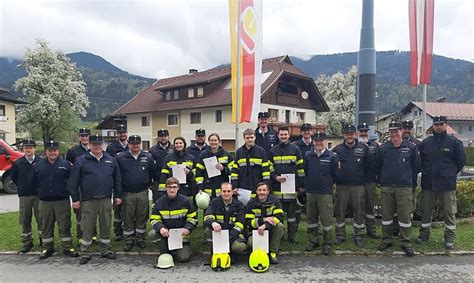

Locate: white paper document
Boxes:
[212,230,230,254]
[252,230,269,253]
[203,156,221,178]
[168,228,184,250]
[280,173,296,194]
[237,188,252,206]
[171,164,187,184]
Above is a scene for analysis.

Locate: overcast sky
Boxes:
[0,0,472,79]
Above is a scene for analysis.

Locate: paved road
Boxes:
[0,192,18,213]
[1,254,473,281]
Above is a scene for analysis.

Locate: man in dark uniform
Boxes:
[106,124,128,241]
[357,122,379,239]
[333,124,368,247]
[186,128,209,161]
[65,127,91,240]
[35,141,78,259]
[68,134,123,264]
[416,116,466,249]
[116,135,156,251]
[255,111,279,158]
[149,129,174,203]
[11,139,42,253]
[402,120,422,209]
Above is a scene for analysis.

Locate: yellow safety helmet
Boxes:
[211,253,231,271]
[156,253,174,269]
[195,191,211,210]
[248,249,269,273]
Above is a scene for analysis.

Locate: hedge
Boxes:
[466,147,474,167]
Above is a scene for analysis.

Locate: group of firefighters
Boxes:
[12,111,466,269]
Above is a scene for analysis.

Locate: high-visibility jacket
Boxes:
[195,146,233,198]
[269,142,305,200]
[159,151,196,197]
[150,194,198,236]
[204,196,245,242]
[245,195,284,230]
[231,144,270,196]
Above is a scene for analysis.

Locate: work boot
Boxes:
[137,241,146,249]
[20,242,34,254]
[101,251,116,259]
[322,244,330,256]
[378,242,393,252]
[367,230,380,239]
[269,252,279,264]
[305,242,319,252]
[445,241,455,250]
[288,236,296,244]
[334,237,345,245]
[115,235,123,242]
[39,249,55,260]
[79,255,91,265]
[415,235,429,245]
[63,248,79,257]
[401,246,415,257]
[123,243,133,252]
[354,238,364,248]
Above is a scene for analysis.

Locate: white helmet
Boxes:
[195,191,211,210]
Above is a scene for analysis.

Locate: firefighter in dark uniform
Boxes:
[402,120,422,209]
[376,121,420,257]
[231,128,271,198]
[159,137,196,200]
[293,123,314,230]
[68,134,123,265]
[357,122,379,239]
[255,112,279,158]
[186,128,209,161]
[269,126,304,243]
[65,127,91,240]
[149,129,174,203]
[150,177,198,263]
[195,133,233,198]
[106,124,128,241]
[333,124,368,247]
[204,182,247,255]
[116,135,156,252]
[416,116,466,249]
[35,140,78,259]
[11,139,42,253]
[246,182,285,264]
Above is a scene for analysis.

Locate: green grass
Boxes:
[1,209,473,254]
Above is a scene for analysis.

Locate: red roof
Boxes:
[402,101,474,121]
[114,55,324,115]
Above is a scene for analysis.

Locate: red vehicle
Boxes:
[0,139,24,194]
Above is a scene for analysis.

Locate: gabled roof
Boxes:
[400,101,474,121]
[0,87,27,104]
[114,55,328,115]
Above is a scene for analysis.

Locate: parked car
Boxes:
[0,139,24,194]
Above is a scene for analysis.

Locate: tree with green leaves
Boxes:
[14,39,89,143]
[315,65,357,135]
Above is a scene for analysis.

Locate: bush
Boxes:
[466,147,474,166]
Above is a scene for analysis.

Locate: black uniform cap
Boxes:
[128,135,141,144]
[116,124,127,133]
[157,129,169,136]
[23,139,36,147]
[258,112,270,119]
[357,122,369,131]
[313,131,327,141]
[45,140,59,149]
[401,120,414,128]
[300,123,312,131]
[432,115,448,125]
[388,121,402,130]
[342,124,357,134]
[79,128,91,135]
[89,134,104,143]
[195,128,206,136]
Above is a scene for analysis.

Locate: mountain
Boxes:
[0,52,155,121]
[291,51,474,114]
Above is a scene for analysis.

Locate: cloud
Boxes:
[0,0,471,79]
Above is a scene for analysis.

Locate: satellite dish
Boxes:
[301,91,309,100]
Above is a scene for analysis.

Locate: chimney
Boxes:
[189,69,198,75]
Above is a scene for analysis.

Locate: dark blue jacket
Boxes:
[66,143,88,164]
[363,140,379,183]
[34,158,71,201]
[116,150,156,193]
[186,143,209,162]
[332,141,368,186]
[67,152,123,202]
[419,131,466,192]
[376,140,420,187]
[304,149,338,194]
[404,135,422,190]
[106,140,128,157]
[149,142,174,181]
[11,155,42,197]
[255,126,279,158]
[294,138,314,158]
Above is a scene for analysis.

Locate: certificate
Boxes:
[203,156,221,178]
[252,230,269,253]
[168,228,184,250]
[212,230,230,254]
[237,188,252,206]
[281,173,296,194]
[171,164,187,184]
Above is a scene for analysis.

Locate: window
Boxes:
[190,112,201,124]
[107,130,116,137]
[278,82,298,95]
[268,108,278,122]
[167,114,179,126]
[0,105,5,116]
[188,88,194,98]
[173,90,179,100]
[165,91,171,101]
[141,116,150,127]
[285,110,291,124]
[469,126,472,132]
[296,112,305,123]
[197,87,204,97]
[142,141,150,151]
[327,142,333,149]
[215,110,222,123]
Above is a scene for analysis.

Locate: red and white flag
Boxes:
[409,0,435,86]
[229,0,263,123]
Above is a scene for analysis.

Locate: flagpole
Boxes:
[234,0,242,152]
[422,84,427,138]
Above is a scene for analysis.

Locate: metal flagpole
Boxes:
[422,84,427,138]
[234,0,242,152]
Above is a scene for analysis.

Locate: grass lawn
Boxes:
[1,209,473,255]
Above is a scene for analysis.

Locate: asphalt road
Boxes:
[1,254,473,282]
